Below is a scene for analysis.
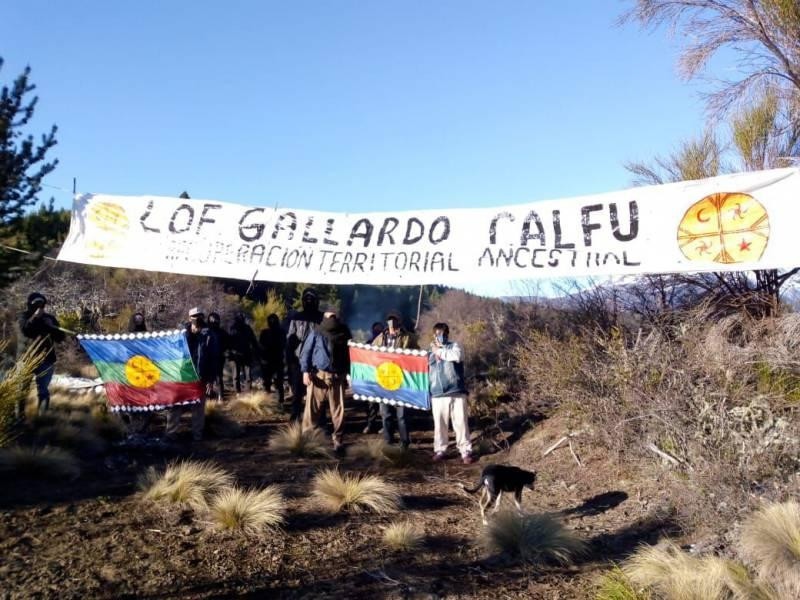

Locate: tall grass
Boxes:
[348,439,415,467]
[207,486,286,536]
[269,423,332,458]
[139,460,234,511]
[382,520,424,551]
[311,468,401,514]
[204,401,244,437]
[0,446,80,480]
[740,501,800,598]
[0,339,45,447]
[480,511,586,566]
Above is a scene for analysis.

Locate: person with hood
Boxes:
[371,312,418,448]
[429,322,474,464]
[286,288,323,421]
[17,292,65,417]
[165,307,220,441]
[300,306,351,452]
[207,312,228,401]
[228,312,258,393]
[259,313,285,402]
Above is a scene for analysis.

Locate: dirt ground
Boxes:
[0,401,680,599]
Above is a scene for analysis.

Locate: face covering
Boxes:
[435,334,446,344]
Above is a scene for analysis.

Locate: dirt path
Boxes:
[0,408,674,599]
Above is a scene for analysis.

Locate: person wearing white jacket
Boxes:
[428,322,475,464]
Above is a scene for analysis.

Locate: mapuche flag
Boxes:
[77,330,204,412]
[348,342,430,410]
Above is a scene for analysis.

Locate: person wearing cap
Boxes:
[286,288,323,420]
[17,292,65,417]
[371,312,418,449]
[165,307,220,441]
[300,305,351,452]
[429,322,475,464]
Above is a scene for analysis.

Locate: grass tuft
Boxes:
[382,520,424,551]
[204,402,244,438]
[207,485,286,535]
[138,459,233,511]
[480,511,586,566]
[228,392,286,420]
[348,439,416,467]
[0,445,80,480]
[739,501,800,598]
[596,566,650,600]
[269,423,332,458]
[312,468,401,514]
[34,422,107,456]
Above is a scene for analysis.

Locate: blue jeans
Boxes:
[34,363,55,413]
[380,404,410,447]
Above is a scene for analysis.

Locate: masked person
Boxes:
[228,312,258,394]
[129,312,147,332]
[371,312,418,448]
[300,306,351,453]
[259,313,285,402]
[286,288,323,421]
[17,293,65,417]
[429,322,475,464]
[207,312,228,401]
[362,321,385,434]
[166,307,219,442]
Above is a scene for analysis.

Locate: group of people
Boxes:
[17,288,475,463]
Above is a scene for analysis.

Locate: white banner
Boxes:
[57,168,800,285]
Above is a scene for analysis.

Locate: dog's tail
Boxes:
[459,480,484,494]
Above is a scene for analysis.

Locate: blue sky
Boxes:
[2,1,712,295]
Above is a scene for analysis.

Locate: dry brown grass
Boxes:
[739,501,800,598]
[348,439,415,467]
[269,423,332,458]
[382,520,424,552]
[0,446,80,480]
[34,421,107,456]
[207,486,286,536]
[595,566,651,600]
[204,402,244,438]
[480,511,585,566]
[228,392,285,420]
[311,468,401,514]
[138,460,234,511]
[0,338,44,447]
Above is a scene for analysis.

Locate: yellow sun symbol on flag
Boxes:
[125,355,161,388]
[375,361,404,391]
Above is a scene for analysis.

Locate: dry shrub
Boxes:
[0,446,80,480]
[739,501,800,598]
[139,460,233,511]
[382,520,424,551]
[204,402,244,438]
[622,541,774,600]
[207,486,286,535]
[348,439,415,467]
[596,566,650,600]
[228,392,283,420]
[34,421,107,456]
[311,468,401,514]
[0,338,44,447]
[269,423,332,458]
[480,511,585,566]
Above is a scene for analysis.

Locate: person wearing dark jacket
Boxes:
[166,307,220,441]
[129,312,147,332]
[362,321,384,433]
[259,313,285,402]
[286,288,323,421]
[207,312,228,401]
[428,322,474,464]
[228,312,258,393]
[300,306,351,452]
[126,312,154,437]
[17,292,65,417]
[371,312,418,448]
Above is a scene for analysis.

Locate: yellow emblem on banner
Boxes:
[375,361,404,391]
[677,192,769,264]
[85,201,130,259]
[125,355,161,388]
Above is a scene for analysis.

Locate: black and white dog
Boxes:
[461,464,537,524]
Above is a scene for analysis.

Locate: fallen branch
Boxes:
[543,436,568,457]
[646,442,680,467]
[568,439,583,468]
